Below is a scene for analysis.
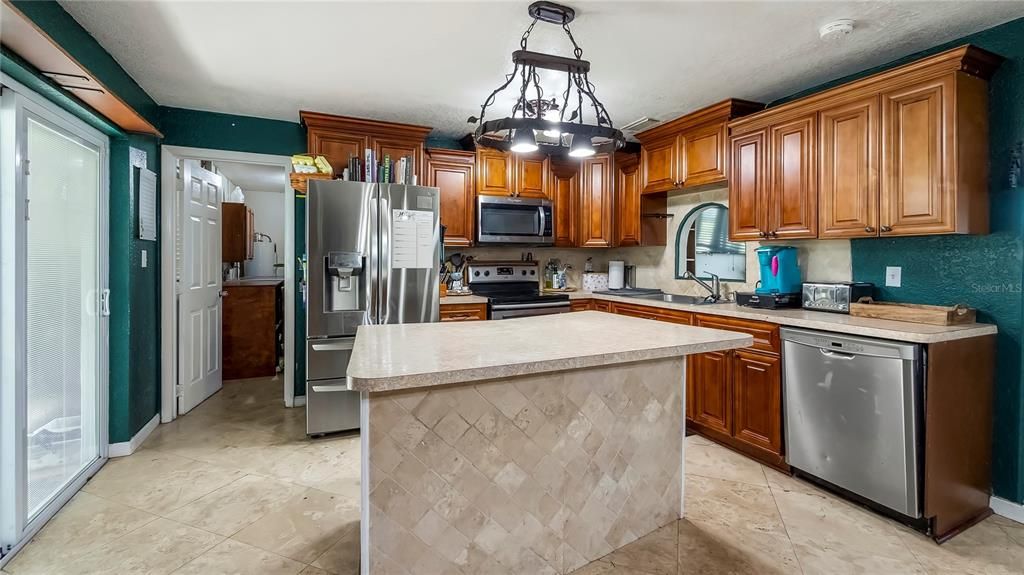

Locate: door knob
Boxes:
[220,290,229,297]
[864,226,875,233]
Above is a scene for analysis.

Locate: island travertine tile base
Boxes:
[364,357,685,574]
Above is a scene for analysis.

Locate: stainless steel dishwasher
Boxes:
[781,327,924,518]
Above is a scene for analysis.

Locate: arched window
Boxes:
[675,203,746,281]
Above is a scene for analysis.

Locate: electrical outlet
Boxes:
[141,249,148,269]
[885,266,901,288]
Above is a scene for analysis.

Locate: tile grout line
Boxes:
[761,464,807,575]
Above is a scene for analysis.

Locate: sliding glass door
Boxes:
[0,82,108,561]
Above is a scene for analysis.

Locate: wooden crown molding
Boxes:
[730,44,1002,133]
[1,0,162,137]
[300,110,432,141]
[635,98,765,143]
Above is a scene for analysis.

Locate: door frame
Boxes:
[0,73,110,566]
[160,146,295,423]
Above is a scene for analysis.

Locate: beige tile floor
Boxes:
[5,376,1024,575]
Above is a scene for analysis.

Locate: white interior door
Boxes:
[177,160,223,414]
[1,82,108,562]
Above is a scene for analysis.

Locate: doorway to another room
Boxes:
[159,147,297,426]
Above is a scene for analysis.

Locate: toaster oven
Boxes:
[801,282,874,313]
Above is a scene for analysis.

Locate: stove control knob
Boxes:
[474,271,480,277]
[522,270,527,276]
[484,271,490,277]
[530,270,536,275]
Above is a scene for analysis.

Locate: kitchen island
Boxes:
[347,311,752,574]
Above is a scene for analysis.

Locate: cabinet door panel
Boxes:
[313,132,369,175]
[616,156,641,246]
[683,123,727,187]
[820,97,880,238]
[732,350,782,455]
[477,149,513,196]
[881,76,955,235]
[516,155,549,198]
[579,155,614,247]
[550,161,578,247]
[728,130,767,241]
[770,115,817,239]
[427,153,475,247]
[374,138,423,182]
[691,351,731,435]
[640,136,678,193]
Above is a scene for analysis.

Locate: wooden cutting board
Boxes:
[848,297,976,326]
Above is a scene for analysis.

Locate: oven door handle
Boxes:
[491,301,570,310]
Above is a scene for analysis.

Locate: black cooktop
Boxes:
[486,292,571,305]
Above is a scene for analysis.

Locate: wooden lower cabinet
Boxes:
[440,302,487,322]
[689,314,786,469]
[223,280,283,380]
[689,350,731,436]
[731,349,783,456]
[569,299,593,312]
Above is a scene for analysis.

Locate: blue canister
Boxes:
[755,246,802,294]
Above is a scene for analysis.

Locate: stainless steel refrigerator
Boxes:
[305,180,440,435]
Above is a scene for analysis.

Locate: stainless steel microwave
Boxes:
[477,196,553,245]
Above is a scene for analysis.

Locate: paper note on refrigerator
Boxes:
[391,209,434,269]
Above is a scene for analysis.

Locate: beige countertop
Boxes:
[570,291,996,344]
[347,311,752,392]
[439,294,489,305]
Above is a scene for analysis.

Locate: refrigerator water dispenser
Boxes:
[326,251,364,312]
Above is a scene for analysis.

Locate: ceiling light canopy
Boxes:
[468,1,625,156]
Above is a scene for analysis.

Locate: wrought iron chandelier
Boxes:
[468,1,625,157]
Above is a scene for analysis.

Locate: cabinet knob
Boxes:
[881,225,893,233]
[758,230,767,239]
[769,230,778,239]
[864,226,875,233]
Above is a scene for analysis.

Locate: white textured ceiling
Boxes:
[213,160,286,193]
[60,1,1024,138]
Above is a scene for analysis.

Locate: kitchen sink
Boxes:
[632,293,721,305]
[594,289,722,305]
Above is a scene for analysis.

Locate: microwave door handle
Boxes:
[538,206,547,237]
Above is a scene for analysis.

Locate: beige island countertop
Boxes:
[346,310,752,392]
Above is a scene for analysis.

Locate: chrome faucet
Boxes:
[683,270,721,302]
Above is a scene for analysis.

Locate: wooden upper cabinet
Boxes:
[579,154,614,247]
[426,149,475,247]
[615,154,641,246]
[880,76,956,236]
[300,111,431,181]
[222,203,248,263]
[639,136,679,193]
[682,122,728,187]
[516,154,549,198]
[728,45,998,241]
[637,99,764,193]
[310,132,369,175]
[819,97,880,238]
[731,349,783,456]
[769,115,817,239]
[476,148,513,196]
[729,130,768,241]
[550,160,579,247]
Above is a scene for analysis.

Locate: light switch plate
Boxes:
[141,249,148,269]
[885,266,901,287]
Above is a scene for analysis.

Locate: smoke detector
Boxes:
[819,19,855,41]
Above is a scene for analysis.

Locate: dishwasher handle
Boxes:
[781,327,919,361]
[819,349,856,360]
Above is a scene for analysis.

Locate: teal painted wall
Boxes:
[8,2,164,443]
[775,17,1024,503]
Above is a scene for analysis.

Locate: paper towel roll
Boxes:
[608,260,625,290]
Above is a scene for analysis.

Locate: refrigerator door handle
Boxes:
[380,187,392,325]
[311,384,351,393]
[311,340,355,352]
[367,184,379,325]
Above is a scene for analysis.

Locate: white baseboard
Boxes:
[108,413,160,457]
[991,496,1024,524]
[293,395,306,407]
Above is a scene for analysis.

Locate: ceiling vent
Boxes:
[621,117,660,133]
